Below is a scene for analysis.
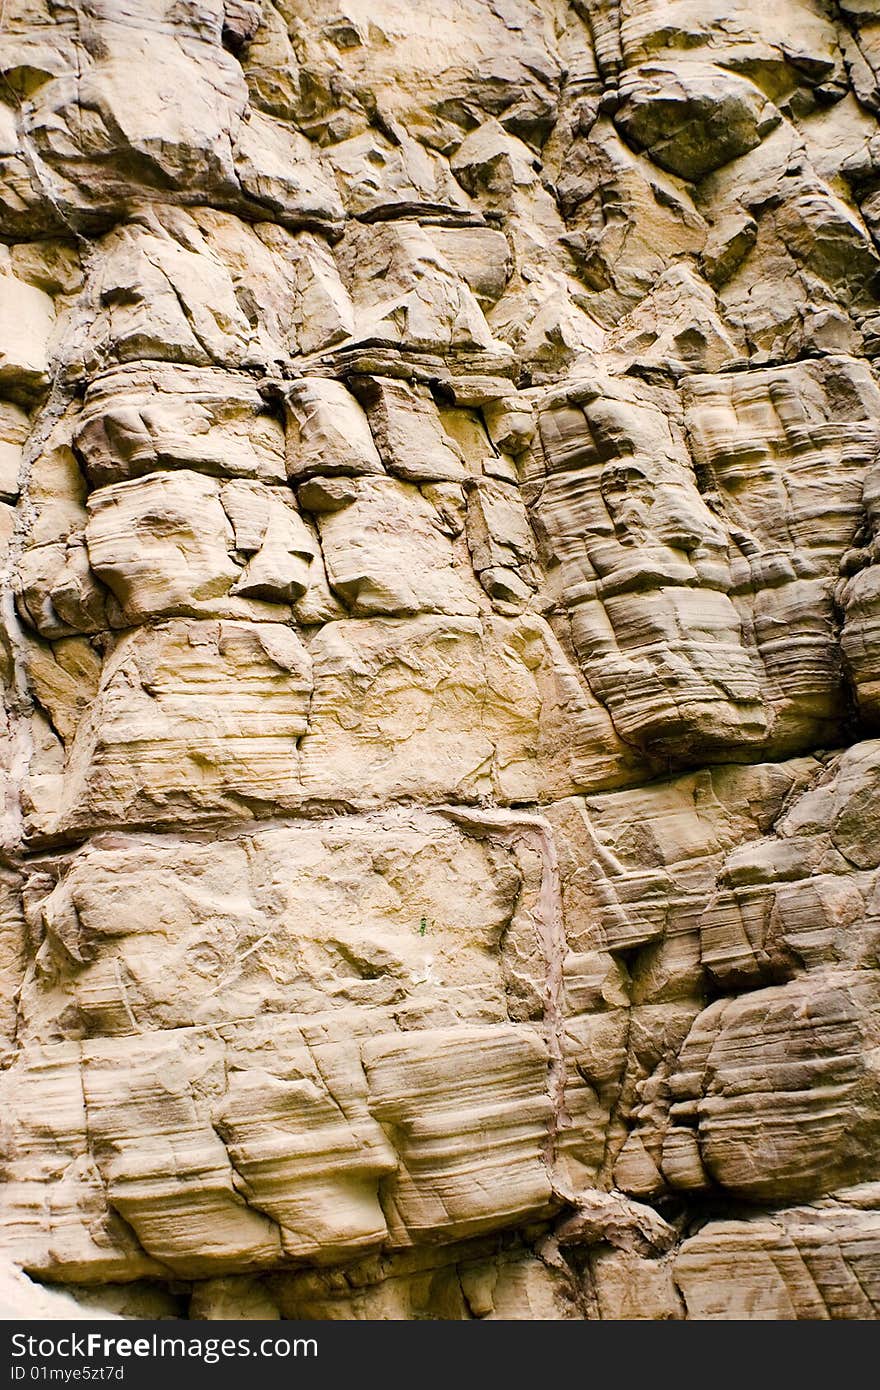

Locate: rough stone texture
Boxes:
[2,0,880,1323]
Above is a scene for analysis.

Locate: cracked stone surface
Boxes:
[2,0,880,1322]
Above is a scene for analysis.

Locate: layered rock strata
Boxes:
[1,0,880,1320]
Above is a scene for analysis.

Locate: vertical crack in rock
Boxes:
[0,379,76,855]
[437,804,570,1189]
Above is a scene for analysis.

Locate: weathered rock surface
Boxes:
[3,0,880,1322]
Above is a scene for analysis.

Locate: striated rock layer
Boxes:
[1,0,880,1322]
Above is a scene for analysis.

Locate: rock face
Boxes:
[2,0,880,1323]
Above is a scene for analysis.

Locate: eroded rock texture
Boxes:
[2,0,880,1323]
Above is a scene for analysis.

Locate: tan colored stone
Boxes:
[0,401,28,500]
[284,378,383,480]
[84,471,318,622]
[52,620,312,836]
[676,1195,880,1319]
[362,1024,554,1242]
[73,365,286,488]
[314,477,480,616]
[5,0,880,1325]
[0,263,54,400]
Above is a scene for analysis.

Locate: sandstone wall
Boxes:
[1,0,880,1321]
